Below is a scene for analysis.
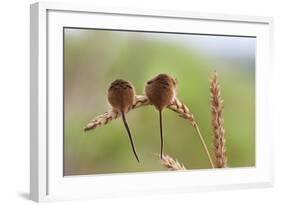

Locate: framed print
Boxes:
[30,2,274,202]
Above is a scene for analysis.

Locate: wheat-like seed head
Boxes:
[160,154,186,171]
[210,72,227,168]
[167,98,195,125]
[84,95,150,131]
[84,95,194,131]
[84,94,214,168]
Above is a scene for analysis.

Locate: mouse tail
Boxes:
[121,112,140,163]
[159,111,164,160]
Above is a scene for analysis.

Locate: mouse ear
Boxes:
[125,84,132,89]
[147,80,153,84]
[174,78,178,85]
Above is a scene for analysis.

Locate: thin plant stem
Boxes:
[84,95,215,168]
[193,122,215,168]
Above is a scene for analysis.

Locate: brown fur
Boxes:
[145,74,177,159]
[107,79,135,113]
[145,74,177,111]
[107,79,140,162]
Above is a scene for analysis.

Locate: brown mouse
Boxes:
[145,74,177,159]
[107,79,140,162]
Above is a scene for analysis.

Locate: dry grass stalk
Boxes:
[84,96,194,131]
[168,98,214,168]
[210,72,227,168]
[84,95,214,168]
[84,95,149,131]
[160,154,186,171]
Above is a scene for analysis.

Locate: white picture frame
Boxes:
[30,2,274,202]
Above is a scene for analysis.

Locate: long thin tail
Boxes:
[121,112,140,162]
[159,111,164,160]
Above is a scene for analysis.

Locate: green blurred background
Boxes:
[63,28,255,176]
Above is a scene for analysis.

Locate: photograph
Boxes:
[63,27,255,176]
